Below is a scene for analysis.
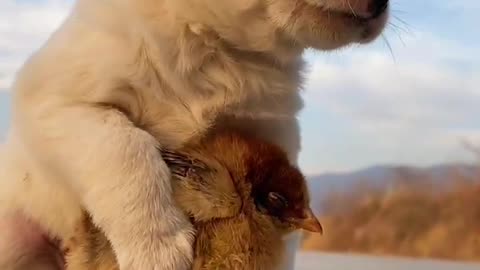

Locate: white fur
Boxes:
[0,0,387,269]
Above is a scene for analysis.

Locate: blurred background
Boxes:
[0,0,479,269]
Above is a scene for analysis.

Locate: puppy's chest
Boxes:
[135,57,304,146]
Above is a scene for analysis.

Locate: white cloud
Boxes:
[305,33,479,130]
[299,31,480,174]
[0,0,72,89]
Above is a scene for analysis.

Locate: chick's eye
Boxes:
[267,192,288,209]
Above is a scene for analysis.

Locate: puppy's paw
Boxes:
[156,227,195,270]
[117,211,195,270]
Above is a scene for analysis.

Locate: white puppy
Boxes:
[0,0,389,269]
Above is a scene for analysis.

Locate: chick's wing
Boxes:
[161,149,242,222]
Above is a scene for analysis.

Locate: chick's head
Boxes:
[200,131,323,234]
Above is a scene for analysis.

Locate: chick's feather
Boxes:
[64,131,319,270]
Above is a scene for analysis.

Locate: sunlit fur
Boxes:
[0,0,388,269]
[64,131,316,270]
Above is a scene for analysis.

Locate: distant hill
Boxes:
[303,174,480,262]
[307,163,480,212]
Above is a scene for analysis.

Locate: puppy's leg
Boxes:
[19,106,194,270]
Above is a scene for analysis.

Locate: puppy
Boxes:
[64,131,322,270]
[0,0,389,269]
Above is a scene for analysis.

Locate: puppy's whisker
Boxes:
[381,34,396,63]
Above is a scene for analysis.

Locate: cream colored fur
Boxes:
[0,0,388,269]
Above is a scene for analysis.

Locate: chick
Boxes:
[64,131,322,270]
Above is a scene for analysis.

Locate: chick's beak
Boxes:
[296,208,323,234]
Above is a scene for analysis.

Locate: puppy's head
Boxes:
[167,0,389,52]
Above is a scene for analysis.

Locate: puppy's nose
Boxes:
[368,0,389,19]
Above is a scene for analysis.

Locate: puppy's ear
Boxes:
[160,149,209,178]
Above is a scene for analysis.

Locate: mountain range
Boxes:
[307,163,479,212]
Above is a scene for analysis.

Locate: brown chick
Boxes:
[63,131,322,270]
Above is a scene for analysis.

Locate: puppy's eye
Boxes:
[267,192,288,209]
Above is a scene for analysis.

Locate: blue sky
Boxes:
[0,0,479,174]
